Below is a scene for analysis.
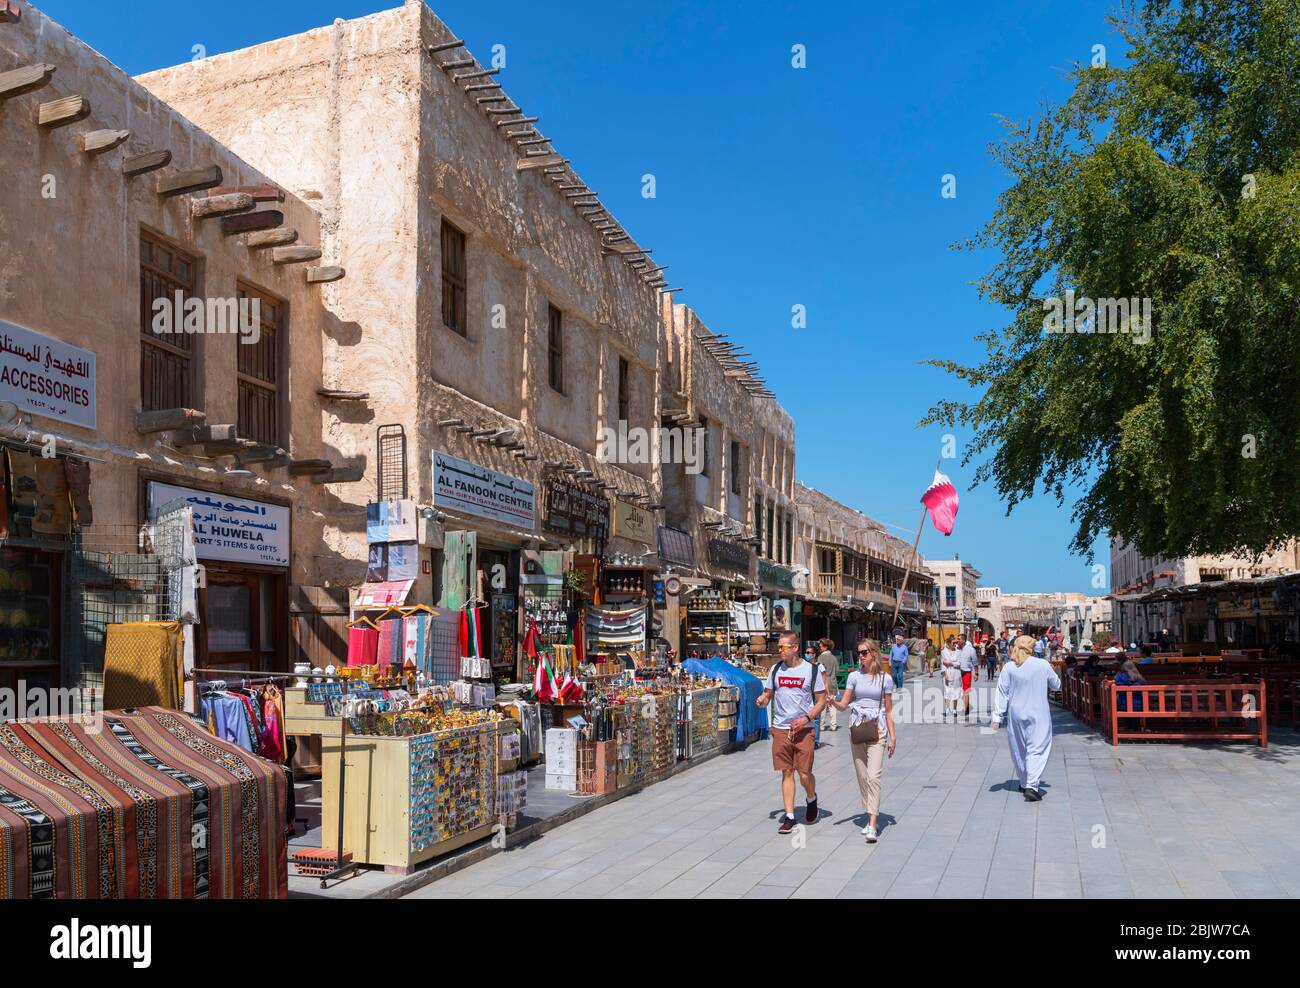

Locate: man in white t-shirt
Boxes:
[756,630,827,834]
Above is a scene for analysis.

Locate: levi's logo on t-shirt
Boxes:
[776,676,805,689]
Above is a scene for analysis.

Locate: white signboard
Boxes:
[0,319,96,428]
[433,450,535,530]
[148,481,290,567]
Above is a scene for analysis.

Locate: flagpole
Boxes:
[892,458,941,632]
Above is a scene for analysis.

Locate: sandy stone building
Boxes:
[794,482,934,653]
[0,4,341,690]
[138,0,665,663]
[656,302,796,655]
[1109,537,1300,647]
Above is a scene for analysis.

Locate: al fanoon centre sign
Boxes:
[433,450,535,529]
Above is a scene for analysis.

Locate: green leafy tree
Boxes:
[924,0,1300,562]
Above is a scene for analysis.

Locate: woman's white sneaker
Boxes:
[862,824,878,842]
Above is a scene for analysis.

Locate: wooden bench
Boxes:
[1102,679,1266,747]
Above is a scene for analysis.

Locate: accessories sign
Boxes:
[0,319,96,429]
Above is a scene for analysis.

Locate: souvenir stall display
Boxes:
[0,705,288,899]
[611,685,677,789]
[684,587,736,654]
[678,685,721,760]
[321,706,500,874]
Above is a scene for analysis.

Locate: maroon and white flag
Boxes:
[920,469,959,536]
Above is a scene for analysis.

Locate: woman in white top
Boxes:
[991,635,1061,801]
[831,639,895,842]
[940,636,962,721]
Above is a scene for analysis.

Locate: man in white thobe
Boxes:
[991,636,1061,801]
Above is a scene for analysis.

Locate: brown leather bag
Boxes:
[849,674,886,744]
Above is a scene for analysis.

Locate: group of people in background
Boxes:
[755,624,1069,844]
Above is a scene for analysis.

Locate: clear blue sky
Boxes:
[42,0,1121,593]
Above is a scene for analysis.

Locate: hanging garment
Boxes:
[202,693,257,753]
[347,625,379,667]
[260,690,285,762]
[402,613,433,676]
[62,458,93,526]
[103,621,184,710]
[376,618,404,676]
[458,605,484,659]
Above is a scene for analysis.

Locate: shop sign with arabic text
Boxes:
[433,450,536,529]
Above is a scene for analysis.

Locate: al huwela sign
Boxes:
[148,481,289,566]
[0,319,96,429]
[433,450,535,529]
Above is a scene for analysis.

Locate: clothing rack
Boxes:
[189,667,358,887]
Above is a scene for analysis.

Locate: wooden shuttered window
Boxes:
[139,233,196,411]
[441,219,467,336]
[236,284,284,447]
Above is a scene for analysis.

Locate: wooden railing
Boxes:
[1100,680,1267,747]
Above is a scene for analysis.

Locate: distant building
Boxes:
[925,559,981,640]
[1109,537,1300,646]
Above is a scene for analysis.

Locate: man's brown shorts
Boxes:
[771,726,815,773]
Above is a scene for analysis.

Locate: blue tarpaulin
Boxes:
[681,657,768,742]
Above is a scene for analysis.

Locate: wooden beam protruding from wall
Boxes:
[310,465,366,485]
[0,63,55,101]
[190,192,254,220]
[220,210,284,236]
[122,149,172,178]
[157,165,223,198]
[305,266,345,284]
[37,95,90,129]
[171,424,237,447]
[245,227,298,249]
[204,184,284,202]
[288,458,332,476]
[135,408,206,434]
[80,129,130,155]
[271,245,322,265]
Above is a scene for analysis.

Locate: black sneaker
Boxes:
[805,798,818,823]
[778,815,796,835]
[1024,788,1042,802]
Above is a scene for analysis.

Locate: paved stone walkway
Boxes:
[407,679,1300,899]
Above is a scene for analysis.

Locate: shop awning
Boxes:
[354,580,414,609]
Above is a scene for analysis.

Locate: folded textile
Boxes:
[0,707,288,899]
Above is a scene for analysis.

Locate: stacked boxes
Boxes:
[545,727,577,791]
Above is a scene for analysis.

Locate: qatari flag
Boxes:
[921,469,959,536]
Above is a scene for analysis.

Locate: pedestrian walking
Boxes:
[994,631,1010,675]
[803,643,823,746]
[831,638,895,842]
[817,638,841,732]
[940,636,962,720]
[991,635,1061,801]
[984,637,998,681]
[957,633,980,720]
[926,639,939,677]
[755,630,828,834]
[888,633,908,690]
